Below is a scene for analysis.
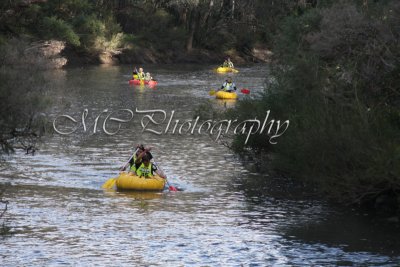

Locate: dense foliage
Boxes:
[0,0,126,54]
[229,0,400,209]
[0,0,280,59]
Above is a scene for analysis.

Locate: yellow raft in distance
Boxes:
[215,91,238,100]
[216,67,239,73]
[116,172,166,191]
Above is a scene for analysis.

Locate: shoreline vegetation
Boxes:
[0,0,272,67]
[0,0,399,221]
[226,1,400,218]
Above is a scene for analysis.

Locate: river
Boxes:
[0,64,399,266]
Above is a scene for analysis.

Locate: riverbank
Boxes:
[62,42,272,67]
[21,38,271,68]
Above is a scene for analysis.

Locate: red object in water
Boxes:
[241,88,250,94]
[169,185,178,192]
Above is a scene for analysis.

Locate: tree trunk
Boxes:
[232,0,235,19]
[186,17,196,52]
[186,8,199,52]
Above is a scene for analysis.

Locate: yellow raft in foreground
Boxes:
[116,172,166,191]
[216,67,239,73]
[215,91,238,100]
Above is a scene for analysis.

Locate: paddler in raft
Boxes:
[222,57,234,68]
[131,151,166,179]
[219,76,237,92]
[145,72,157,82]
[120,144,151,172]
[137,67,146,81]
[132,67,138,79]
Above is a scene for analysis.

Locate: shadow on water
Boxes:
[284,208,400,256]
[230,171,400,258]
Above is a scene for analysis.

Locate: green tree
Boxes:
[228,0,400,207]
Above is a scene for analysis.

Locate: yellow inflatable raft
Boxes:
[115,172,166,191]
[216,67,239,73]
[215,91,238,100]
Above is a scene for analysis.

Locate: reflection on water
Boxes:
[104,189,165,201]
[214,98,238,109]
[0,64,399,266]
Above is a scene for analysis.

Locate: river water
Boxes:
[0,64,399,266]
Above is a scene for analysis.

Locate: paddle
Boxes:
[102,176,118,189]
[166,179,178,192]
[102,149,138,189]
[209,89,216,96]
[154,161,178,192]
[241,88,250,94]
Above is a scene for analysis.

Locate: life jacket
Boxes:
[136,162,153,177]
[129,155,137,172]
[222,61,229,67]
[223,82,236,91]
[137,72,145,80]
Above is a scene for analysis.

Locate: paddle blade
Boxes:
[169,185,178,192]
[102,178,117,189]
[241,88,250,94]
[209,90,216,96]
[166,180,178,192]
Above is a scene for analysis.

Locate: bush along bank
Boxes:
[227,1,400,218]
[0,1,273,66]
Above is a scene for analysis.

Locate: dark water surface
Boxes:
[0,64,399,266]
